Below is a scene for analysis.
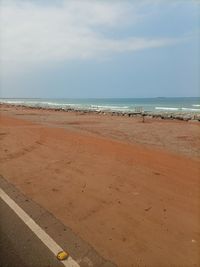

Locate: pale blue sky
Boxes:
[0,0,199,98]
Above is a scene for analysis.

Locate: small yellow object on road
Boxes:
[57,251,69,261]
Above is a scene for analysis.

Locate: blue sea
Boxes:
[0,97,200,113]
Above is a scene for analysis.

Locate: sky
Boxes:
[0,0,199,98]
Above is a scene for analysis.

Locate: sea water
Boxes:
[0,97,200,113]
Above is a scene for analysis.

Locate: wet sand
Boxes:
[0,105,200,267]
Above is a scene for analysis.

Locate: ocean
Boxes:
[0,97,200,113]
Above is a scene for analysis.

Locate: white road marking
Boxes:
[0,188,80,267]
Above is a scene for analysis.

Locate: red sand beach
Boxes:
[0,104,200,266]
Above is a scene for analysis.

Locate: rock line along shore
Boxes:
[1,103,200,122]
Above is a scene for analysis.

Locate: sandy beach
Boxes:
[0,104,200,267]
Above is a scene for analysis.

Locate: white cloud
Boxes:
[0,0,178,74]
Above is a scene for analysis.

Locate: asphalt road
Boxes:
[0,199,64,267]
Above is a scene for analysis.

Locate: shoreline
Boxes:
[1,103,200,122]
